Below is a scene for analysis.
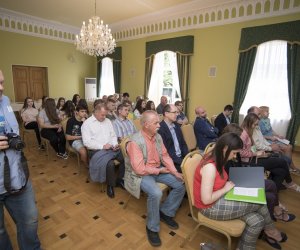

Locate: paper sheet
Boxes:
[233,187,258,197]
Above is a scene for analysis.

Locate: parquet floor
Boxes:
[5,136,300,250]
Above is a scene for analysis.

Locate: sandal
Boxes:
[260,232,282,250]
[290,168,300,176]
[278,202,288,212]
[274,212,296,222]
[286,183,300,192]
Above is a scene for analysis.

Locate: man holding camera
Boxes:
[0,70,41,250]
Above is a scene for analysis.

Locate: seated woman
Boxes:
[72,94,80,107]
[259,106,300,174]
[60,100,75,120]
[194,133,287,249]
[145,100,156,111]
[56,97,65,111]
[38,98,67,159]
[133,99,146,119]
[223,123,295,222]
[20,97,44,150]
[240,113,300,192]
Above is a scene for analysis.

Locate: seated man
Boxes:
[125,110,185,247]
[105,98,117,121]
[156,96,168,114]
[214,104,233,135]
[175,100,188,126]
[158,104,188,172]
[194,106,218,150]
[113,103,137,142]
[65,103,88,165]
[81,103,124,198]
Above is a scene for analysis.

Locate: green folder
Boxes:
[225,188,266,204]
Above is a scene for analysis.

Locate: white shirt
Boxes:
[81,114,118,150]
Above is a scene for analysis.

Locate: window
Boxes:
[240,40,291,136]
[148,51,181,105]
[99,57,115,97]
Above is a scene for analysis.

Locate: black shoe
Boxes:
[160,211,179,230]
[146,227,161,247]
[116,179,125,190]
[107,185,115,198]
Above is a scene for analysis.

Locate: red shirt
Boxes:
[193,160,228,209]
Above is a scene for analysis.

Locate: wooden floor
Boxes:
[5,137,300,250]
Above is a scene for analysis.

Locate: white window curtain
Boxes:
[99,57,115,97]
[148,51,181,106]
[240,40,291,136]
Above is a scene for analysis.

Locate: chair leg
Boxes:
[100,183,105,193]
[123,194,132,209]
[180,224,201,248]
[76,154,81,174]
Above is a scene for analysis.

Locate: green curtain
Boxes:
[231,48,257,123]
[176,53,191,117]
[97,47,122,96]
[286,43,300,144]
[144,55,155,98]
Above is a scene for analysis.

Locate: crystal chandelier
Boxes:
[75,0,116,57]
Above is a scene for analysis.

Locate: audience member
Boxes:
[122,100,135,120]
[194,132,287,249]
[158,104,188,172]
[133,99,146,119]
[214,104,233,135]
[81,103,124,198]
[125,110,185,247]
[240,113,300,192]
[145,100,156,111]
[65,104,88,165]
[38,98,67,159]
[60,100,75,120]
[175,100,188,126]
[21,97,44,150]
[122,92,130,101]
[106,98,117,121]
[156,96,168,114]
[78,99,89,116]
[0,69,41,250]
[194,106,218,150]
[113,104,137,142]
[102,95,108,102]
[39,95,48,111]
[72,94,80,107]
[56,97,65,111]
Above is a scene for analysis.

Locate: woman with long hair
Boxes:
[39,95,48,111]
[133,99,146,118]
[194,133,287,249]
[72,94,80,107]
[145,100,155,111]
[56,97,65,111]
[241,113,299,192]
[38,98,67,159]
[21,97,44,150]
[60,100,75,120]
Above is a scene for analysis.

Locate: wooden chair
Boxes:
[180,151,245,249]
[41,137,51,160]
[61,118,81,173]
[181,123,197,152]
[21,127,36,151]
[119,137,169,209]
[210,115,217,126]
[133,118,142,131]
[203,142,215,155]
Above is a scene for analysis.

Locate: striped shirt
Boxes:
[113,116,137,139]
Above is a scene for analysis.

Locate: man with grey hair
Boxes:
[156,96,168,114]
[125,110,185,247]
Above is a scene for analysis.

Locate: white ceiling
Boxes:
[0,0,235,28]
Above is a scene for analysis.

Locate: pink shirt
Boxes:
[240,129,255,162]
[127,130,178,176]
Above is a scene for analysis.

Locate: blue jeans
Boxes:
[140,173,185,232]
[0,181,41,250]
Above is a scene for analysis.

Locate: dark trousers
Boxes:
[41,128,66,154]
[252,156,292,190]
[265,179,279,220]
[106,150,125,186]
[24,122,41,145]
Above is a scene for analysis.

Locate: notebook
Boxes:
[225,167,266,204]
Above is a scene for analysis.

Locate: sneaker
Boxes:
[38,144,45,151]
[62,153,68,160]
[160,211,179,230]
[146,227,161,247]
[57,152,68,160]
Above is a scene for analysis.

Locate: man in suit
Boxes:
[215,104,233,135]
[158,104,189,172]
[194,106,219,150]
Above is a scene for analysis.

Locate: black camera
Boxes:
[6,133,25,151]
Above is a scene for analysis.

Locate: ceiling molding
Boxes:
[0,0,299,44]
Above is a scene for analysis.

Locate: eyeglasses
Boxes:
[167,111,179,114]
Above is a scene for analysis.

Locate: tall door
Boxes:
[12,65,48,102]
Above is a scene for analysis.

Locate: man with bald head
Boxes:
[125,110,185,247]
[194,106,219,150]
[156,96,168,114]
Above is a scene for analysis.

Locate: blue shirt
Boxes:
[0,95,25,194]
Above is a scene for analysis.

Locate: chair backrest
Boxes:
[133,118,142,131]
[120,137,130,158]
[181,150,202,221]
[203,142,215,155]
[61,117,73,151]
[210,115,217,126]
[181,123,197,152]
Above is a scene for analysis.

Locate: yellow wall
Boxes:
[118,13,300,144]
[0,30,96,101]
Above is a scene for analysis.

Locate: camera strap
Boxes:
[3,150,30,194]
